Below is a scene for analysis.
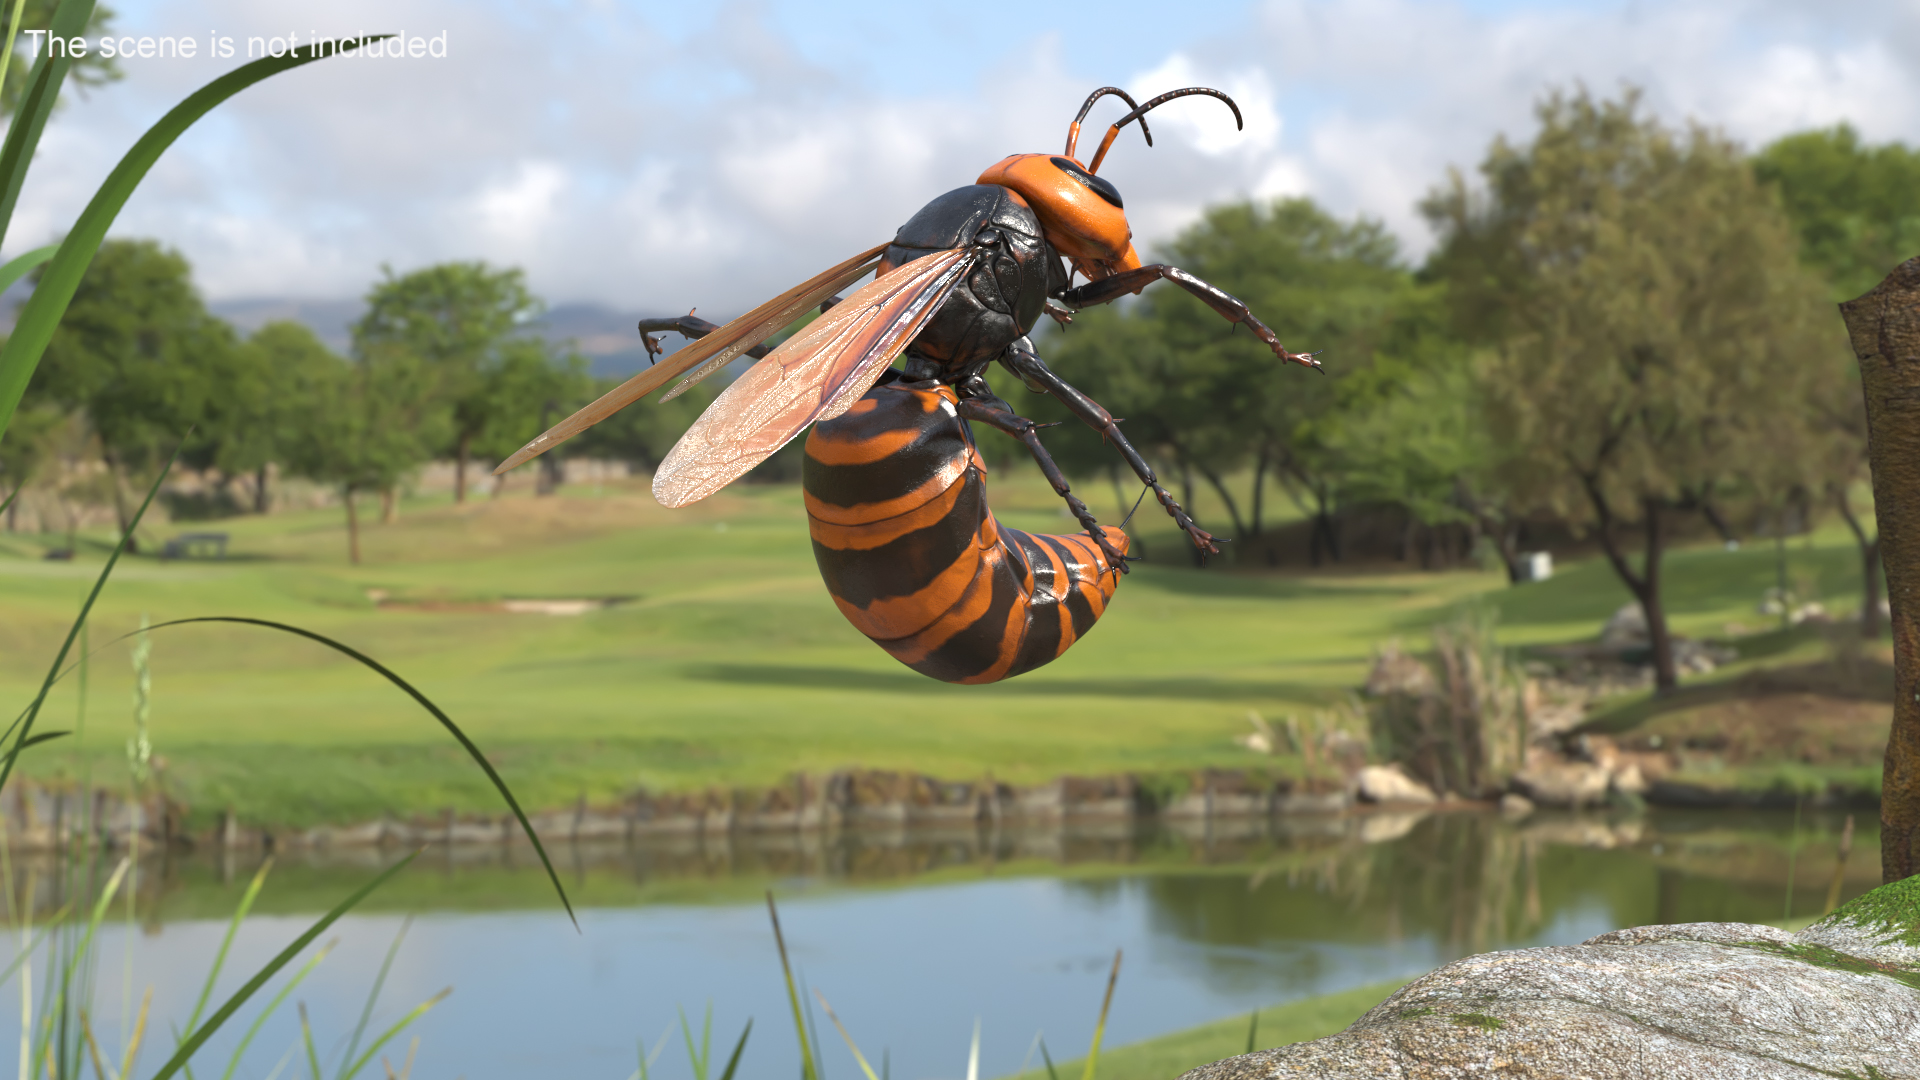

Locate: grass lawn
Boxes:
[1001,978,1414,1080]
[0,465,1881,828]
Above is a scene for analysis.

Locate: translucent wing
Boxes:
[492,241,890,475]
[652,247,976,509]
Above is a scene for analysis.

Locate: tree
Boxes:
[3,0,122,113]
[1839,258,1920,883]
[1755,126,1920,635]
[1754,126,1920,302]
[352,262,541,504]
[279,323,444,564]
[1425,88,1834,692]
[0,399,59,530]
[469,338,592,494]
[1038,197,1418,565]
[31,239,237,542]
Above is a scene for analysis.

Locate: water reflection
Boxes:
[0,809,1879,1080]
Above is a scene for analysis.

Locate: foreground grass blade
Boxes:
[966,1019,980,1080]
[136,615,574,926]
[0,731,66,771]
[221,940,338,1080]
[335,985,449,1080]
[148,852,419,1080]
[0,243,53,295]
[766,893,819,1080]
[298,1003,321,1080]
[0,0,92,253]
[1080,950,1121,1080]
[1039,1038,1059,1080]
[812,989,878,1080]
[338,916,412,1079]
[717,1020,751,1080]
[1245,1010,1258,1055]
[0,34,389,437]
[0,438,181,811]
[183,860,274,1040]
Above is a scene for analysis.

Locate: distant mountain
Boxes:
[3,285,689,380]
[208,298,675,378]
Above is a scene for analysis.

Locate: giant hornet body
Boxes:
[498,86,1318,684]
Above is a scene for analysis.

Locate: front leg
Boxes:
[1057,265,1321,371]
[636,313,773,364]
[998,338,1221,556]
[951,376,1131,574]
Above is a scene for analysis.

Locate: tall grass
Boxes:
[0,7,573,1075]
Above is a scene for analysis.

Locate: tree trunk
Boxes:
[455,432,470,505]
[1582,477,1677,693]
[1192,460,1248,544]
[100,450,137,554]
[1839,258,1920,883]
[1251,444,1269,540]
[1837,487,1884,637]
[4,484,16,532]
[253,463,270,514]
[1639,497,1676,691]
[380,486,396,524]
[344,484,362,565]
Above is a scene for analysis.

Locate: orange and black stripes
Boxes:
[803,375,1126,684]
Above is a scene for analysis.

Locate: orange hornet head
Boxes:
[977,86,1243,282]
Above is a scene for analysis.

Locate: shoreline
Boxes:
[0,766,1879,854]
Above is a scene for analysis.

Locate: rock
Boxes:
[1353,765,1437,805]
[1177,876,1920,1080]
[1598,602,1647,648]
[1510,760,1611,808]
[1498,792,1534,817]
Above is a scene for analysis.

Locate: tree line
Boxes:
[0,250,724,563]
[1022,88,1917,693]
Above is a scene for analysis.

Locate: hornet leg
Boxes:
[1057,265,1320,370]
[952,375,1131,574]
[996,339,1221,556]
[637,294,844,362]
[636,314,772,365]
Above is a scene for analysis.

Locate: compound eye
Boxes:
[1049,156,1123,209]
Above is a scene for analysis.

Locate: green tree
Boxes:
[1753,125,1920,634]
[1038,197,1416,565]
[1754,125,1920,301]
[1425,88,1834,692]
[353,262,541,504]
[279,324,445,563]
[470,338,592,495]
[30,238,237,540]
[0,398,59,530]
[3,0,122,113]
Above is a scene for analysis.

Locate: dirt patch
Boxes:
[1584,657,1892,769]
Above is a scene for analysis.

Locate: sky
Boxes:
[9,0,1920,320]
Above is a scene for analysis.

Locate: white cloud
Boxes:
[14,0,1920,317]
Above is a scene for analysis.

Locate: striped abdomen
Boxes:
[802,377,1126,684]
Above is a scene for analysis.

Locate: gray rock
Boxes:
[1352,765,1437,805]
[1510,759,1611,808]
[1178,876,1920,1080]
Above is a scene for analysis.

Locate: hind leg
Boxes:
[951,376,1130,574]
[995,337,1220,555]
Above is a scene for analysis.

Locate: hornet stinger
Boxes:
[496,86,1319,684]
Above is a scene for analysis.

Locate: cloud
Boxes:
[15,0,1920,319]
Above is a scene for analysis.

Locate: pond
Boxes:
[0,807,1878,1080]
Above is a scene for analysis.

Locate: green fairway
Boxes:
[0,468,1877,828]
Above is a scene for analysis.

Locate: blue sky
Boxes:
[16,0,1919,314]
